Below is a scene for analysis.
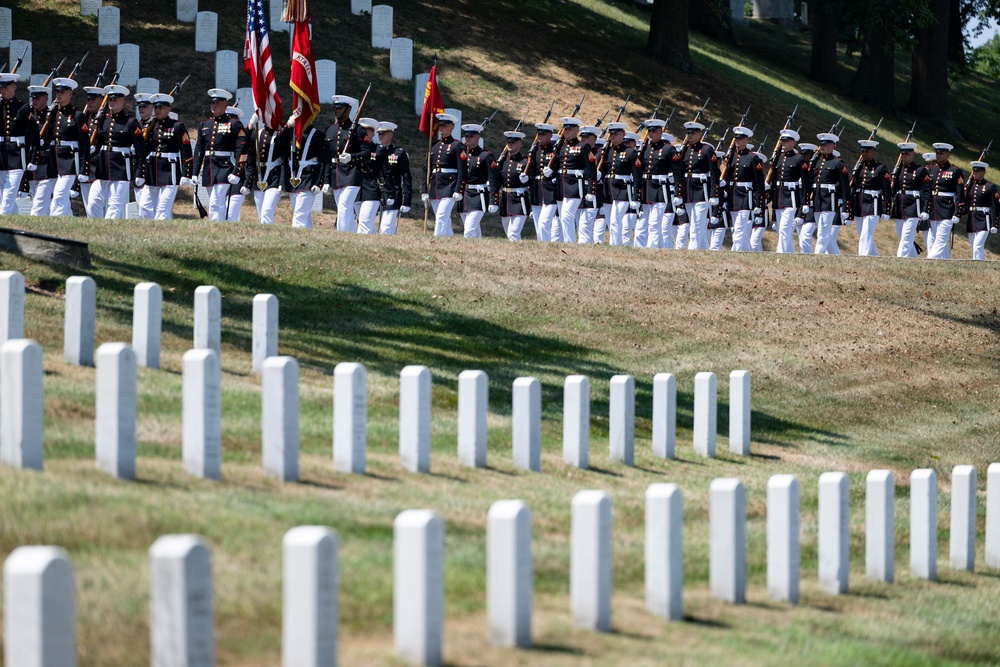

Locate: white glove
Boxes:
[668,173,674,184]
[488,204,499,214]
[596,171,604,182]
[518,172,529,184]
[709,197,719,206]
[247,113,258,130]
[421,193,430,203]
[227,173,240,185]
[77,174,89,183]
[26,163,37,172]
[69,190,79,199]
[801,205,810,214]
[919,212,929,221]
[951,216,960,224]
[991,226,998,234]
[794,217,802,225]
[180,177,194,187]
[452,192,463,202]
[753,217,762,225]
[584,194,596,204]
[338,153,351,165]
[880,213,890,221]
[386,198,395,206]
[240,186,251,195]
[628,201,639,211]
[542,167,553,178]
[672,196,684,208]
[764,183,772,191]
[710,216,719,225]
[310,185,321,194]
[751,207,761,215]
[90,145,97,155]
[322,184,331,195]
[134,177,145,187]
[400,205,411,213]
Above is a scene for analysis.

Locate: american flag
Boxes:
[244,0,284,131]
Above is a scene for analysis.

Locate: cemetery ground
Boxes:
[0,215,999,665]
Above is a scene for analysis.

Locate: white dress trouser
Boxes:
[379,209,400,235]
[254,189,281,225]
[660,212,677,249]
[969,230,989,260]
[709,227,726,250]
[685,202,710,249]
[226,193,245,222]
[557,198,580,243]
[206,183,229,221]
[730,210,752,251]
[577,206,596,244]
[856,215,879,256]
[81,181,101,218]
[461,209,485,238]
[145,186,179,220]
[632,207,647,247]
[88,180,129,219]
[896,218,919,258]
[927,219,954,259]
[357,200,381,234]
[531,203,557,242]
[502,215,526,241]
[48,175,77,217]
[137,185,155,219]
[775,207,797,253]
[797,221,817,254]
[814,211,836,254]
[674,221,691,249]
[643,203,666,249]
[0,169,24,214]
[431,197,456,237]
[608,200,631,246]
[750,226,764,251]
[288,191,315,228]
[334,185,360,232]
[594,212,607,244]
[30,178,55,216]
[828,225,842,254]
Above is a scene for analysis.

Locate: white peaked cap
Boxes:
[377,121,398,132]
[817,132,839,144]
[435,112,458,124]
[732,125,753,138]
[226,106,244,118]
[207,88,232,100]
[779,129,800,142]
[535,123,557,132]
[897,142,917,151]
[461,123,484,133]
[52,78,78,90]
[503,130,525,140]
[604,121,627,132]
[150,93,174,105]
[560,116,582,127]
[333,94,359,107]
[858,139,878,148]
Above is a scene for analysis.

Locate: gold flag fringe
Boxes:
[282,0,310,23]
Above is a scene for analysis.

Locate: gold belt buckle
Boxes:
[289,176,302,187]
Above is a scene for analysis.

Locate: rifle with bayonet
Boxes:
[144,73,191,141]
[719,105,751,182]
[545,94,585,171]
[678,97,710,161]
[890,119,917,192]
[480,109,498,129]
[850,117,882,185]
[93,59,110,88]
[89,60,125,144]
[703,119,716,144]
[594,109,611,135]
[636,98,664,155]
[716,127,729,153]
[10,44,28,75]
[39,52,87,142]
[596,95,630,172]
[763,103,798,193]
[522,99,556,174]
[497,110,528,164]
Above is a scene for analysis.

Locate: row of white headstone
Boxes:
[7,470,1000,666]
[0,271,749,480]
[352,0,413,81]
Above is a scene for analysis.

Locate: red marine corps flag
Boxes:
[419,59,445,138]
[284,0,320,147]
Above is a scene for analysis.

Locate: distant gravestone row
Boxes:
[0,8,11,49]
[6,470,1000,666]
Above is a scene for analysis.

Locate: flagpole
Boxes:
[423,128,432,235]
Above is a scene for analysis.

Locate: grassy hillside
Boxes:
[0,215,998,665]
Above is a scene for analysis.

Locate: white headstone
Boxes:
[193,285,221,354]
[81,0,102,16]
[312,188,324,214]
[252,293,278,372]
[987,463,1000,569]
[487,500,533,648]
[710,477,746,604]
[116,43,139,87]
[236,87,254,118]
[262,356,298,482]
[512,377,541,472]
[0,271,25,345]
[315,59,336,103]
[215,50,238,93]
[414,73,429,116]
[97,6,120,46]
[95,343,137,480]
[125,201,141,219]
[351,0,372,14]
[269,0,289,33]
[651,373,676,459]
[333,362,366,474]
[136,77,160,95]
[767,474,799,603]
[800,0,809,25]
[371,5,392,49]
[571,490,612,631]
[729,370,750,455]
[865,470,894,583]
[177,0,197,22]
[29,73,47,91]
[950,465,977,571]
[283,526,338,667]
[399,365,431,474]
[132,282,161,369]
[457,370,487,468]
[444,108,462,140]
[15,193,31,215]
[0,8,11,48]
[911,468,937,580]
[64,275,95,367]
[645,483,683,620]
[394,510,443,666]
[390,38,413,81]
[563,375,589,469]
[150,535,214,667]
[183,349,221,480]
[9,40,30,81]
[195,11,218,53]
[3,546,76,665]
[609,375,635,466]
[0,339,43,471]
[818,472,849,594]
[694,372,717,457]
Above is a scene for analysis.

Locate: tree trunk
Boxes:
[809,0,841,85]
[689,0,735,44]
[849,13,897,114]
[948,0,965,67]
[649,0,695,72]
[907,0,957,134]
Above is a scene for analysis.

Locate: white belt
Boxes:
[467,183,489,192]
[433,168,457,173]
[863,189,881,196]
[1,136,26,145]
[56,141,79,149]
[207,150,233,157]
[155,152,180,160]
[298,159,318,167]
[688,173,709,181]
[106,147,133,155]
[735,181,754,188]
[970,206,990,212]
[504,187,528,194]
[820,184,837,190]
[779,181,800,188]
[563,169,584,177]
[934,192,956,198]
[265,160,282,168]
[649,174,671,182]
[612,175,633,182]
[904,190,920,196]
